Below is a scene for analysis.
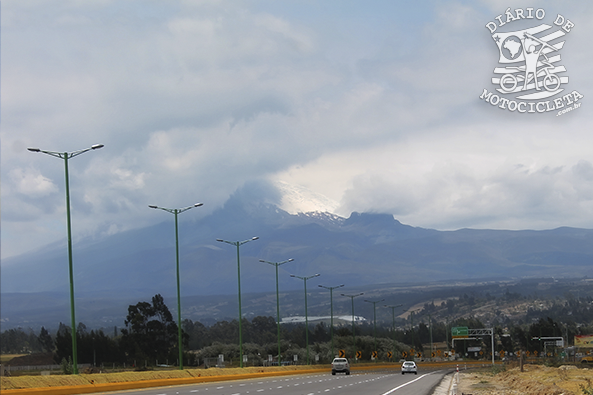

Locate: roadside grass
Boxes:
[1,364,329,390]
[462,364,593,395]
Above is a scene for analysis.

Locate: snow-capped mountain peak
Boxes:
[274,180,340,215]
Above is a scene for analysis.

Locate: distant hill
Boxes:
[2,182,593,330]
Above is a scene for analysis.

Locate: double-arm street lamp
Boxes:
[290,273,320,365]
[28,144,104,374]
[384,304,403,361]
[259,258,294,364]
[149,203,203,369]
[342,292,364,360]
[318,284,344,359]
[217,237,259,368]
[364,298,384,361]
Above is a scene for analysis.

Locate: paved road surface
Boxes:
[95,369,450,395]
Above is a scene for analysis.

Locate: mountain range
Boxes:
[2,181,593,330]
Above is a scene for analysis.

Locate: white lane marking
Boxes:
[381,372,435,395]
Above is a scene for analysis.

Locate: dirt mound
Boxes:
[4,353,55,366]
[458,364,593,395]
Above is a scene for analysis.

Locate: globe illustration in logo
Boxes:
[501,35,523,60]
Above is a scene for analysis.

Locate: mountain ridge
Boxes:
[2,182,593,330]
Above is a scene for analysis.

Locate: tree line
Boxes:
[3,293,593,368]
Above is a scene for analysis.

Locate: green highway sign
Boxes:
[451,326,469,338]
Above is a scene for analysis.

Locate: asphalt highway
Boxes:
[95,368,451,395]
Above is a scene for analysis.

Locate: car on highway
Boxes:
[401,360,417,374]
[331,358,350,375]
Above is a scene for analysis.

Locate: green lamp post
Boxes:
[290,273,320,365]
[149,202,203,369]
[318,284,344,359]
[217,237,259,367]
[341,292,363,361]
[259,258,294,365]
[28,144,104,374]
[384,304,403,361]
[364,298,384,361]
[406,308,421,352]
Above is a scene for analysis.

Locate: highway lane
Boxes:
[94,368,451,395]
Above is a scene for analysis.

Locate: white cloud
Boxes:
[9,168,59,197]
[1,0,592,260]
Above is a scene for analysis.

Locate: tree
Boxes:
[38,326,54,353]
[183,319,211,350]
[54,323,73,364]
[0,328,41,354]
[120,294,181,365]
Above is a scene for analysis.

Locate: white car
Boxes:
[331,358,350,375]
[401,360,417,374]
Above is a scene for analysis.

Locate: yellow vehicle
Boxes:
[580,355,593,363]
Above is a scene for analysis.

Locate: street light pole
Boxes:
[429,314,433,360]
[217,237,259,368]
[28,144,104,374]
[342,293,363,361]
[318,284,344,359]
[291,273,320,365]
[149,202,203,369]
[385,304,403,361]
[364,299,384,362]
[405,308,421,353]
[259,258,294,365]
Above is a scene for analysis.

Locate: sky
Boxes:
[1,0,592,261]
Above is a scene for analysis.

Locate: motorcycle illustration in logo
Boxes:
[492,26,565,99]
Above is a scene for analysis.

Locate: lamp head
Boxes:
[252,236,259,241]
[148,205,158,209]
[216,239,224,242]
[194,203,203,207]
[27,148,41,152]
[91,144,104,150]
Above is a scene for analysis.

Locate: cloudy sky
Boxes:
[2,0,592,260]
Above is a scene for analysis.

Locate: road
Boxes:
[95,368,451,395]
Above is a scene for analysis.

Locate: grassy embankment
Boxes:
[459,363,593,395]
